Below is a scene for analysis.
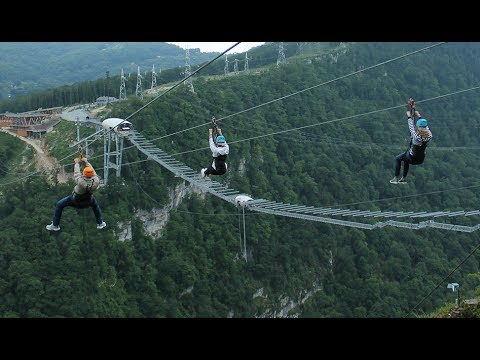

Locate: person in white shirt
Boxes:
[201,128,229,178]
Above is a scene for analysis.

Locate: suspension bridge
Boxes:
[128,129,480,233]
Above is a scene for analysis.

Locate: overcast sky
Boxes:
[167,42,265,54]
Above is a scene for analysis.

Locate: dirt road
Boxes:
[0,128,68,184]
[1,106,106,184]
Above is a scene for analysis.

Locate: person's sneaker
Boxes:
[389,176,398,184]
[200,168,207,178]
[397,177,407,184]
[97,221,107,229]
[46,223,60,231]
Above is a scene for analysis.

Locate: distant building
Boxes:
[96,96,118,105]
[35,106,63,115]
[0,108,62,138]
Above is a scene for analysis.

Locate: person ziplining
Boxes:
[201,116,229,178]
[390,98,433,184]
[46,153,106,231]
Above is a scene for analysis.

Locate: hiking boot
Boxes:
[397,177,407,184]
[200,168,207,178]
[46,223,60,231]
[389,176,398,184]
[97,221,107,229]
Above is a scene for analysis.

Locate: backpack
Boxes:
[72,178,95,208]
[72,192,93,208]
[214,154,228,175]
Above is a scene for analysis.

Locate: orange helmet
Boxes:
[83,166,95,177]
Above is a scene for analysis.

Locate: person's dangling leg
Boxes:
[390,152,404,183]
[394,153,403,177]
[402,161,410,178]
[203,158,216,176]
[397,153,410,184]
[52,195,74,226]
[211,166,226,175]
[209,158,226,176]
[47,194,74,230]
[90,197,106,229]
[204,166,215,176]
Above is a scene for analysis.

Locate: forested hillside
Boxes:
[1,42,479,317]
[0,42,336,114]
[0,42,216,100]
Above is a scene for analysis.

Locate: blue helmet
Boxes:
[216,135,226,143]
[416,118,428,127]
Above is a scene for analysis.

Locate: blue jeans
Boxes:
[52,194,103,226]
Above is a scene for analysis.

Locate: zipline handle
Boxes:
[408,98,416,120]
[212,116,219,145]
[77,146,85,171]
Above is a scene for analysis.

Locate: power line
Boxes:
[0,43,241,188]
[170,84,480,157]
[183,47,194,93]
[123,42,240,122]
[130,42,446,145]
[135,66,143,100]
[119,68,127,100]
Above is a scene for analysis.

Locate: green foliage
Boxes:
[43,120,97,161]
[1,42,480,317]
[428,300,480,318]
[0,132,33,182]
[0,42,216,102]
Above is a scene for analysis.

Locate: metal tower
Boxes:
[224,54,229,75]
[105,71,110,104]
[66,126,480,234]
[244,52,249,72]
[76,117,102,159]
[76,116,80,143]
[236,196,252,261]
[119,68,127,100]
[135,66,143,100]
[233,58,239,74]
[184,48,194,93]
[296,42,307,54]
[151,64,157,89]
[277,42,286,67]
[103,130,126,185]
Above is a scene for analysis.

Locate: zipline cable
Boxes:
[170,84,480,157]
[69,42,241,157]
[0,43,240,187]
[404,241,480,318]
[129,42,446,144]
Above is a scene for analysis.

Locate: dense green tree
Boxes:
[1,42,480,317]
